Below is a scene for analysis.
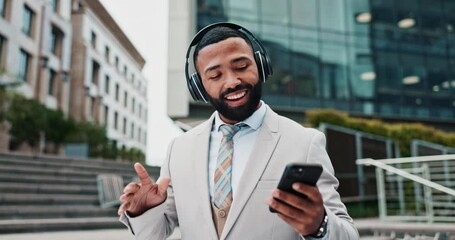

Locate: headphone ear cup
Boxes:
[254,51,272,82]
[188,73,209,102]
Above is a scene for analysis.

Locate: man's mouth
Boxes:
[225,90,247,100]
[224,90,248,105]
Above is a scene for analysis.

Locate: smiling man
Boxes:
[118,23,359,240]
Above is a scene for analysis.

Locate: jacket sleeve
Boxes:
[307,131,359,240]
[119,139,179,240]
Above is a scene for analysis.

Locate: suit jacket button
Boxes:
[219,210,226,218]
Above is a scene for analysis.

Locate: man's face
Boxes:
[196,37,262,124]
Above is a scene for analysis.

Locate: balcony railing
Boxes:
[356,154,455,223]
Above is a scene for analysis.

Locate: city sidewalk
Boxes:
[1,228,182,240]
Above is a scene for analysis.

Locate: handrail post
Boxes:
[422,164,434,223]
[376,167,387,219]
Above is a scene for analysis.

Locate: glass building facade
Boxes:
[197,0,455,121]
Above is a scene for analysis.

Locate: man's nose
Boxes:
[224,72,241,89]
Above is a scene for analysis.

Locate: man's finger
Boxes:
[118,201,130,215]
[123,182,140,194]
[292,183,320,202]
[134,162,152,185]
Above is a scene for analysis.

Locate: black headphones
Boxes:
[185,22,273,102]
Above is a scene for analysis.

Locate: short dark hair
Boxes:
[193,26,253,68]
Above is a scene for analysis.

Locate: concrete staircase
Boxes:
[0,153,160,233]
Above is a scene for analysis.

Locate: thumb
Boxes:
[156,176,171,190]
[134,162,152,185]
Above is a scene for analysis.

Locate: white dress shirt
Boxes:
[208,101,267,200]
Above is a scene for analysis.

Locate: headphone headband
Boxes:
[184,22,273,102]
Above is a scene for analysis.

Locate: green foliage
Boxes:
[345,200,378,218]
[119,147,146,164]
[7,94,47,147]
[4,91,145,162]
[306,109,455,157]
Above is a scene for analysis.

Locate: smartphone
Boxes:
[269,163,323,213]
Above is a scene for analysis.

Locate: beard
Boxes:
[208,81,262,122]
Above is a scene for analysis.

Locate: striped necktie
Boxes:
[213,124,241,209]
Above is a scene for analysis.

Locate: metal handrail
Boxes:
[363,154,455,165]
[356,158,455,197]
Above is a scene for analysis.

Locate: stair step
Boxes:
[0,182,98,195]
[0,205,117,219]
[0,173,96,186]
[0,157,139,175]
[0,193,99,205]
[0,217,123,234]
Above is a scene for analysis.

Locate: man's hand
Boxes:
[118,163,171,217]
[266,183,325,237]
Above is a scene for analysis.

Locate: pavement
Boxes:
[0,228,182,240]
[2,218,455,239]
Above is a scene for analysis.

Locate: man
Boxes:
[118,23,359,240]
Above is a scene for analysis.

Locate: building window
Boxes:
[138,128,141,142]
[0,35,6,68]
[48,69,56,95]
[115,83,119,101]
[51,0,59,13]
[114,111,118,130]
[90,31,97,49]
[104,105,109,126]
[132,98,135,113]
[19,49,30,82]
[104,75,110,94]
[22,5,34,37]
[114,56,119,69]
[91,60,100,85]
[123,65,127,77]
[90,96,96,118]
[130,122,134,139]
[138,104,142,118]
[105,45,110,62]
[50,25,63,57]
[124,91,128,107]
[123,117,127,134]
[0,0,8,18]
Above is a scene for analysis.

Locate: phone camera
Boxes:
[291,168,305,178]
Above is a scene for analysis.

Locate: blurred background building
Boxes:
[70,0,148,152]
[0,0,148,154]
[167,0,455,132]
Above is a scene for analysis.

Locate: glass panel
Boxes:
[19,49,29,81]
[227,0,258,22]
[48,69,56,95]
[318,0,347,32]
[0,0,5,17]
[22,5,33,36]
[320,42,349,100]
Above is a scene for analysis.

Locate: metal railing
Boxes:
[356,154,455,223]
[319,123,399,201]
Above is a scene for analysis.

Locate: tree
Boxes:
[7,94,46,150]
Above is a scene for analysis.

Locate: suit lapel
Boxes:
[221,108,281,240]
[193,116,219,240]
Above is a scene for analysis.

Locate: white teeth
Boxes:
[226,91,246,100]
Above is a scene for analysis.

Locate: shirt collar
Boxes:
[214,100,267,132]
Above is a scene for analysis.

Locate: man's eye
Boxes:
[238,65,247,70]
[209,74,221,80]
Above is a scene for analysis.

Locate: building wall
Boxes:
[0,0,72,114]
[70,0,147,152]
[166,0,193,118]
[168,0,455,128]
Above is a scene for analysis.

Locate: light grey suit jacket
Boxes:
[121,106,359,240]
